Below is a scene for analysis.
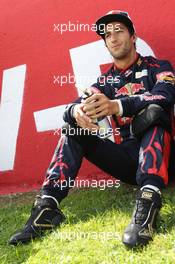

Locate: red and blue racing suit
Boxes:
[41,54,175,202]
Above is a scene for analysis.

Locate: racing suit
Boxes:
[41,54,175,202]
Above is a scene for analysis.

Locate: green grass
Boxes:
[1,184,175,264]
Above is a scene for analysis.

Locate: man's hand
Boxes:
[73,103,99,131]
[82,93,119,119]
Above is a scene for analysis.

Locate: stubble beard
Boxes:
[109,45,132,60]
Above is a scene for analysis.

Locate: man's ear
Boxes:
[132,33,137,44]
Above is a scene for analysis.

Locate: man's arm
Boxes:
[119,60,175,117]
[63,102,80,125]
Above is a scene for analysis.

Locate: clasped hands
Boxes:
[73,93,119,131]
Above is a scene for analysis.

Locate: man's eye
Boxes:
[105,33,110,38]
[115,28,123,32]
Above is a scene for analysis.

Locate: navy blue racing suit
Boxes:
[41,54,175,202]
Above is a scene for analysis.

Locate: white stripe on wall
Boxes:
[0,65,26,171]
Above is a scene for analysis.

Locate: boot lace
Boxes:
[134,199,152,225]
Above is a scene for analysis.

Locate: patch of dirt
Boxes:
[0,188,85,209]
[0,190,38,208]
[0,183,139,209]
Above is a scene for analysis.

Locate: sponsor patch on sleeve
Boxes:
[156,71,175,85]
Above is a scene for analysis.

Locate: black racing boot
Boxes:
[122,188,162,248]
[9,195,65,245]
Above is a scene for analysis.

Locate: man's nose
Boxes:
[110,32,118,42]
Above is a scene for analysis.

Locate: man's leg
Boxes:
[41,130,140,200]
[9,127,139,245]
[84,136,139,185]
[9,130,85,245]
[123,126,171,248]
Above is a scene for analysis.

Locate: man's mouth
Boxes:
[111,44,122,49]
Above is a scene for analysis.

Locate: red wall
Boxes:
[0,0,175,194]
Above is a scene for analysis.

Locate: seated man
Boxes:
[9,10,175,248]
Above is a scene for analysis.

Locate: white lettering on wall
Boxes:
[34,105,66,132]
[0,65,26,171]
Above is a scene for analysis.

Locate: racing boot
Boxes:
[9,195,65,245]
[122,187,162,248]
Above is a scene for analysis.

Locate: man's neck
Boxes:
[114,50,137,71]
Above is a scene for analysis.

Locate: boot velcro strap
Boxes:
[34,196,57,209]
[33,208,55,228]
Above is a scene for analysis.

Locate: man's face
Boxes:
[104,21,136,60]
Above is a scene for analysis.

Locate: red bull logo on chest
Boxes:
[115,82,145,97]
